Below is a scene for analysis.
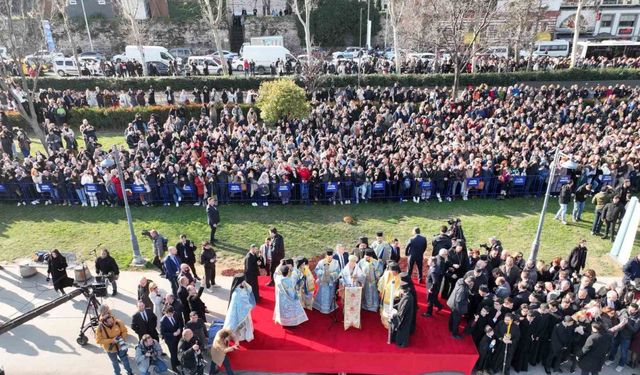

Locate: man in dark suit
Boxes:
[244,244,261,303]
[176,234,199,280]
[577,322,612,375]
[447,275,474,339]
[332,244,350,271]
[405,227,427,283]
[206,197,220,243]
[131,301,158,341]
[423,253,445,317]
[163,246,181,297]
[267,227,285,286]
[160,306,183,372]
[431,225,452,256]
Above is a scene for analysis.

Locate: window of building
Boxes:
[68,0,77,5]
[600,14,614,28]
[619,14,637,28]
[97,0,106,4]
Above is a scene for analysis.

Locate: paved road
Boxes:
[0,265,634,375]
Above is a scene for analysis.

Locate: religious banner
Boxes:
[343,286,362,330]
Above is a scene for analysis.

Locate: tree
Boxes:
[51,0,82,76]
[197,0,228,75]
[0,0,48,152]
[256,79,310,123]
[112,0,148,75]
[387,0,408,74]
[500,0,547,69]
[426,0,501,97]
[293,0,314,66]
[303,0,381,48]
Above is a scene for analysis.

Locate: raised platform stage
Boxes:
[228,276,478,375]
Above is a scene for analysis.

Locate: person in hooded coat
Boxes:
[224,273,256,342]
[388,280,415,348]
[399,272,418,334]
[243,244,261,303]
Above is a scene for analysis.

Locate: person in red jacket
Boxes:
[297,163,311,204]
[194,173,206,206]
[110,170,124,202]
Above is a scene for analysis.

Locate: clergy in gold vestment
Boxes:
[377,261,401,328]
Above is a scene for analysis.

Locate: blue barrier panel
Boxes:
[131,184,146,193]
[559,176,571,184]
[466,178,480,188]
[0,184,6,193]
[84,184,99,193]
[372,181,386,191]
[39,183,52,192]
[602,175,613,183]
[420,181,432,190]
[513,176,526,186]
[277,184,290,193]
[325,182,337,192]
[228,183,241,193]
[182,185,195,193]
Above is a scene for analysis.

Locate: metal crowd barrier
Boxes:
[0,174,616,206]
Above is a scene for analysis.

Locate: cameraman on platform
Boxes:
[135,333,168,375]
[95,249,120,296]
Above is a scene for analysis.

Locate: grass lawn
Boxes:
[29,131,124,155]
[0,198,626,276]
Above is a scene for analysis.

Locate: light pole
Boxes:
[529,147,561,262]
[112,145,145,265]
[80,0,94,51]
[358,7,363,87]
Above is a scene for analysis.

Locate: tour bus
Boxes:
[576,40,640,59]
[521,40,570,57]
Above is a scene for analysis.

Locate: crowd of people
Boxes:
[1,82,639,214]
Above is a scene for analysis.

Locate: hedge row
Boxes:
[27,68,640,92]
[5,103,260,130]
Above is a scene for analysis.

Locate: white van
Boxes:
[124,46,178,66]
[53,58,80,76]
[238,45,296,74]
[521,40,570,57]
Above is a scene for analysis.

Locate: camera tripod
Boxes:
[76,287,102,345]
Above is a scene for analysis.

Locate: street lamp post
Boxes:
[112,145,145,265]
[80,0,94,51]
[358,7,363,87]
[529,146,561,262]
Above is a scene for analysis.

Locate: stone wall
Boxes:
[242,15,302,53]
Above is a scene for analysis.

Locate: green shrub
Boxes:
[25,68,640,92]
[5,104,260,131]
[256,79,309,123]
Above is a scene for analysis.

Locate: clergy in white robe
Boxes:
[312,250,340,314]
[358,249,384,312]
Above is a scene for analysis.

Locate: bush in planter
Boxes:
[256,79,309,123]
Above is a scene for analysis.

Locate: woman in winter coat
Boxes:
[47,249,73,295]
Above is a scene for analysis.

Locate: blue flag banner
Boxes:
[372,181,386,191]
[325,182,337,192]
[513,176,526,186]
[228,183,241,193]
[84,184,99,193]
[39,183,52,192]
[420,181,432,190]
[559,176,571,184]
[182,185,194,193]
[131,184,146,193]
[277,184,290,193]
[466,178,480,188]
[602,175,613,183]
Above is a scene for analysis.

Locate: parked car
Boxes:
[53,58,81,76]
[407,52,436,64]
[147,61,170,76]
[207,49,239,61]
[79,51,106,61]
[186,56,224,75]
[25,50,63,67]
[332,47,364,60]
[169,48,193,61]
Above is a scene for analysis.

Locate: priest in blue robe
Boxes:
[313,249,340,314]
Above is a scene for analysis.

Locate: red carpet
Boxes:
[228,276,478,374]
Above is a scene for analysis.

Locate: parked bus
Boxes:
[576,40,640,59]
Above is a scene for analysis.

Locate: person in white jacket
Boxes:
[81,170,98,207]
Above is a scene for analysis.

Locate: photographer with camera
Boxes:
[135,333,168,375]
[447,218,465,242]
[95,312,134,375]
[178,328,206,375]
[95,249,120,297]
[144,229,168,275]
